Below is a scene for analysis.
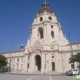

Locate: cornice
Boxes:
[31,21,59,28]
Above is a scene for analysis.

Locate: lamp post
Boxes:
[68,32,75,69]
[70,45,75,69]
[8,62,10,73]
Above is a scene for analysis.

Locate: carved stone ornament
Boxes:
[31,40,43,52]
[50,44,54,49]
[50,41,57,49]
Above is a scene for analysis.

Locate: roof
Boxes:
[67,42,80,46]
[0,50,25,54]
[38,8,53,14]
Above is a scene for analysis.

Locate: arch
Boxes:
[38,27,44,39]
[35,55,41,71]
[49,16,52,20]
[40,17,43,21]
[51,31,54,38]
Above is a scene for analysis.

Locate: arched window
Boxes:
[51,25,53,28]
[38,27,43,39]
[51,31,54,38]
[17,58,19,62]
[40,17,43,21]
[49,16,52,20]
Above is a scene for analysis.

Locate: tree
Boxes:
[0,54,7,69]
[69,53,80,72]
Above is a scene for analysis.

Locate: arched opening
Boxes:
[35,55,41,71]
[51,31,54,38]
[40,17,43,21]
[38,27,43,39]
[49,16,52,20]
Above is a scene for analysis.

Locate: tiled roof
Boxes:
[67,42,80,46]
[38,8,53,14]
[0,50,25,54]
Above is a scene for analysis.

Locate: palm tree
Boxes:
[69,53,80,72]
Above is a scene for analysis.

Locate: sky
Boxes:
[0,0,80,53]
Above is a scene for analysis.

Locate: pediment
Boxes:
[31,40,43,51]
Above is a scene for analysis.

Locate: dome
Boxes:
[38,8,53,14]
[37,1,53,15]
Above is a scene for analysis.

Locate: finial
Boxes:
[42,0,49,9]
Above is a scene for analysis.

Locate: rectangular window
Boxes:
[28,56,30,60]
[27,63,29,69]
[52,54,54,58]
[76,45,79,48]
[10,59,11,62]
[51,25,53,28]
[17,58,19,62]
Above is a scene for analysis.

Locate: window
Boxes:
[52,54,54,58]
[40,17,43,21]
[71,63,75,69]
[10,59,11,62]
[76,45,79,48]
[49,16,52,20]
[51,25,53,28]
[51,31,54,38]
[28,56,30,60]
[38,27,43,39]
[27,63,29,69]
[17,58,19,62]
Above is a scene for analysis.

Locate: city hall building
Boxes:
[1,1,80,73]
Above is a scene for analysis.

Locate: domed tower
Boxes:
[30,0,69,46]
[25,1,69,73]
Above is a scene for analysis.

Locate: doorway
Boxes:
[52,62,55,71]
[35,55,41,71]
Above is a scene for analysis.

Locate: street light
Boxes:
[68,32,75,69]
[70,45,75,69]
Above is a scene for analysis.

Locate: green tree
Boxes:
[0,54,7,69]
[69,53,80,72]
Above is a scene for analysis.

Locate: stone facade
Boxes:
[1,1,80,73]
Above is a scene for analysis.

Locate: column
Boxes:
[44,24,47,36]
[49,53,52,71]
[24,55,28,72]
[31,54,35,72]
[46,53,49,73]
[41,53,45,73]
[28,54,32,72]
